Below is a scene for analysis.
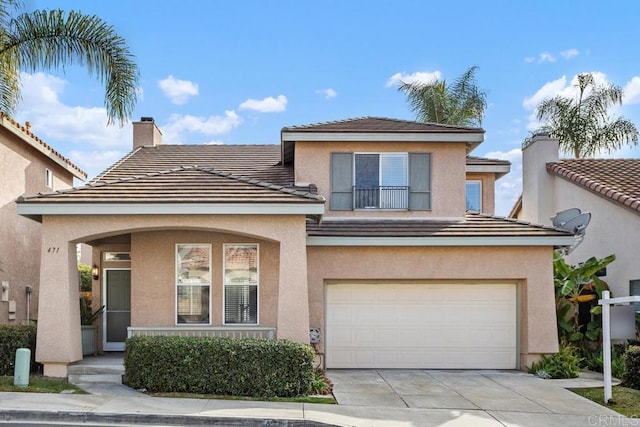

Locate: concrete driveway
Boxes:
[326,369,622,426]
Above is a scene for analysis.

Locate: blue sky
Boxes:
[17,0,640,215]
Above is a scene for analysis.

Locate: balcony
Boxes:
[354,186,409,210]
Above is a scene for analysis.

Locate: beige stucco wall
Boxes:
[465,172,496,215]
[130,230,279,327]
[294,141,467,218]
[35,213,309,376]
[553,178,640,298]
[0,127,74,324]
[307,245,558,369]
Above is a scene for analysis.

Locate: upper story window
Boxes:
[465,180,482,212]
[45,169,53,189]
[331,152,431,211]
[176,244,211,325]
[355,153,408,209]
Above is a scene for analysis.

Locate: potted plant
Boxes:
[80,296,104,356]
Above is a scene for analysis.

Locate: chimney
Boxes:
[133,117,162,149]
[521,133,559,225]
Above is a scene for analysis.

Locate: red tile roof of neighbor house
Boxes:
[0,112,87,180]
[306,213,574,238]
[281,117,484,133]
[547,159,640,215]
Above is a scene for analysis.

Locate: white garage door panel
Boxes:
[326,283,517,369]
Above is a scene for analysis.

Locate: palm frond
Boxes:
[0,9,138,125]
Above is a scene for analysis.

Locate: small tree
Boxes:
[554,251,616,355]
[78,263,92,292]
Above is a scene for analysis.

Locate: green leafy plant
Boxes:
[310,368,331,395]
[80,296,104,325]
[0,325,37,375]
[78,264,92,292]
[554,252,615,354]
[528,344,583,379]
[124,336,314,398]
[584,344,628,379]
[623,346,640,390]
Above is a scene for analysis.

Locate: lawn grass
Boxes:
[571,386,640,417]
[153,392,336,404]
[0,376,87,394]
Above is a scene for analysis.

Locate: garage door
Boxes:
[326,283,517,369]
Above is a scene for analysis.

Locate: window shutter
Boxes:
[330,152,353,210]
[409,153,431,210]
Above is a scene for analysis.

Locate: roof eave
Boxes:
[306,235,576,247]
[466,164,511,179]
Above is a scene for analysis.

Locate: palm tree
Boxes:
[535,73,638,158]
[398,66,487,127]
[0,1,138,125]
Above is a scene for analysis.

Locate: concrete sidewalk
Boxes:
[0,370,627,426]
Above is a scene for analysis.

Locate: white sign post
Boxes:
[598,291,640,403]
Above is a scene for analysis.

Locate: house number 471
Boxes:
[47,247,60,253]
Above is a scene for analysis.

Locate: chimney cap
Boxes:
[140,116,154,122]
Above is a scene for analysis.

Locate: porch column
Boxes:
[276,223,310,343]
[36,226,81,377]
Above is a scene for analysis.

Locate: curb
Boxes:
[0,410,339,426]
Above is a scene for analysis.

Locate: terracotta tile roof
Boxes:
[547,159,640,214]
[306,213,573,238]
[0,112,87,180]
[19,166,324,204]
[281,117,484,133]
[94,144,291,186]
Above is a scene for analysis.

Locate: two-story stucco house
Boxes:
[0,113,86,325]
[16,117,574,377]
[512,133,640,302]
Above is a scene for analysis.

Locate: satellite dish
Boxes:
[551,208,582,227]
[558,213,591,236]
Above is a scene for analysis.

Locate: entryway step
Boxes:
[68,373,123,384]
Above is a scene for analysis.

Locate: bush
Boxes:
[123,336,314,398]
[528,344,583,379]
[623,345,640,390]
[584,344,627,379]
[0,325,37,375]
[78,264,92,292]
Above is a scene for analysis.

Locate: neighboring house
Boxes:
[0,113,86,324]
[16,117,574,377]
[512,134,640,301]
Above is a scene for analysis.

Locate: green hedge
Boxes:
[0,325,37,375]
[623,345,640,390]
[123,336,314,397]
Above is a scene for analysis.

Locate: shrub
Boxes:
[584,344,627,379]
[78,264,92,292]
[0,325,37,375]
[528,344,583,379]
[123,336,314,398]
[623,345,640,390]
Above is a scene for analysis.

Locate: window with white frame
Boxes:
[631,280,640,313]
[224,244,258,324]
[466,180,482,212]
[176,244,211,324]
[354,153,408,209]
[45,169,53,189]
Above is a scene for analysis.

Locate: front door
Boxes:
[103,269,131,351]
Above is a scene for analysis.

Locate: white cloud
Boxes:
[16,72,131,148]
[482,148,523,216]
[161,111,242,144]
[316,88,337,99]
[560,49,579,59]
[158,75,199,105]
[538,52,556,63]
[623,76,640,105]
[239,95,287,113]
[386,71,441,87]
[524,56,536,64]
[204,140,225,145]
[522,76,568,111]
